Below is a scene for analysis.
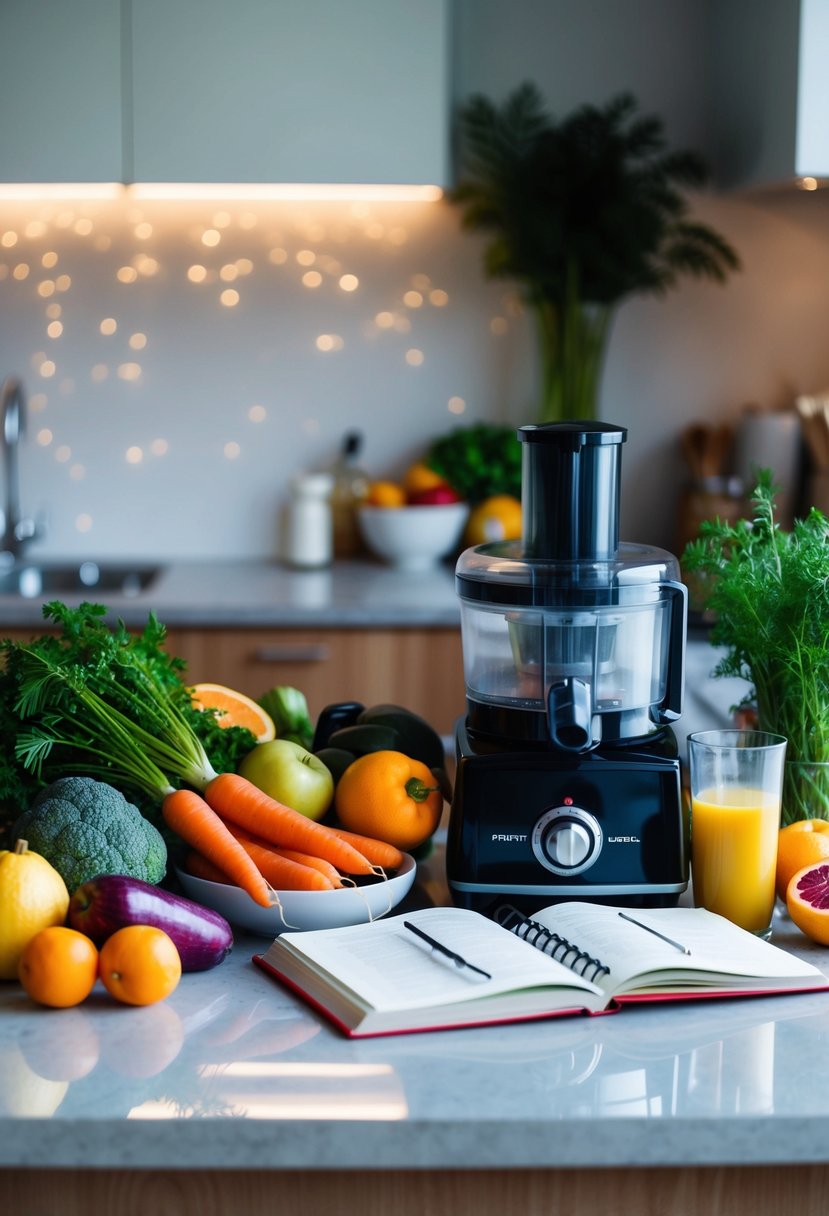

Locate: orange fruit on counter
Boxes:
[465,495,523,545]
[403,461,449,496]
[365,480,407,508]
[0,840,70,980]
[98,925,182,1006]
[335,749,443,852]
[786,861,829,944]
[190,682,275,742]
[18,926,99,1008]
[775,819,829,902]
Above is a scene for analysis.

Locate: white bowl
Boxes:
[176,853,416,936]
[358,502,469,571]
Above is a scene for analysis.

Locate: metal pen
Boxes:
[618,911,692,955]
[402,920,492,981]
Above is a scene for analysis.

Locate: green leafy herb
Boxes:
[425,423,522,504]
[683,471,829,823]
[0,602,254,843]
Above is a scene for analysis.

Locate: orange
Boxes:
[18,926,99,1008]
[775,819,829,902]
[403,461,448,496]
[98,925,182,1007]
[786,861,829,944]
[335,749,443,852]
[365,481,406,508]
[190,683,275,742]
[465,495,522,545]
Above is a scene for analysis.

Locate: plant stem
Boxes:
[534,280,612,423]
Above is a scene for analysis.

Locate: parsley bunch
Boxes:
[683,471,829,823]
[0,602,255,844]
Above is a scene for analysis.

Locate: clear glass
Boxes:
[688,729,787,939]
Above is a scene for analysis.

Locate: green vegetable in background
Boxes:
[425,423,522,504]
[683,470,829,824]
[12,776,167,893]
[258,685,315,750]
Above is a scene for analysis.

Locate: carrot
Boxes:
[204,773,375,875]
[328,826,406,871]
[224,824,335,891]
[274,848,344,889]
[162,788,276,908]
[182,849,233,885]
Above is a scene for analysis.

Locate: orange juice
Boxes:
[691,786,780,933]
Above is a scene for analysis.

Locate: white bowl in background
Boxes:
[358,502,469,571]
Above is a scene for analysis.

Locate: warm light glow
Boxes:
[150,438,169,456]
[100,318,117,335]
[429,288,449,306]
[248,404,266,422]
[47,321,63,338]
[301,270,322,287]
[40,360,56,378]
[403,290,423,308]
[316,333,343,352]
[1,231,18,247]
[448,395,466,414]
[75,513,93,532]
[37,280,56,297]
[36,428,53,446]
[55,274,71,291]
[118,363,142,381]
[296,249,316,266]
[405,348,424,366]
[126,182,443,202]
[375,311,395,329]
[42,251,59,268]
[0,183,122,200]
[74,218,93,235]
[220,288,240,306]
[187,264,208,283]
[202,228,222,247]
[129,333,147,350]
[125,446,143,464]
[134,222,153,239]
[117,266,138,283]
[223,441,241,459]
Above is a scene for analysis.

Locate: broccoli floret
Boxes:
[12,776,167,892]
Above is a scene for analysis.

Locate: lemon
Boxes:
[465,495,523,545]
[0,840,70,980]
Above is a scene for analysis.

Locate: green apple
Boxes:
[239,739,334,821]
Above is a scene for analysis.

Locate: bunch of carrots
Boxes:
[162,774,405,908]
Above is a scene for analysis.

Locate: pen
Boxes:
[402,920,492,981]
[618,911,692,956]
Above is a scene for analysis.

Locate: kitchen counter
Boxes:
[3,843,829,1216]
[0,558,462,630]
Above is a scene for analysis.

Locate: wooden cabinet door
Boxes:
[165,627,465,736]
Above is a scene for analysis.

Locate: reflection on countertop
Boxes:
[3,843,829,1172]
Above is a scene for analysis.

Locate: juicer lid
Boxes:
[519,421,627,449]
[455,540,682,607]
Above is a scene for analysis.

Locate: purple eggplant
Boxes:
[68,874,233,971]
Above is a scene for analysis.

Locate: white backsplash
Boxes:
[2,189,829,562]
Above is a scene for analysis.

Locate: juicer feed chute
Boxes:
[447,422,689,916]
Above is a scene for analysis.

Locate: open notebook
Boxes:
[253,901,829,1038]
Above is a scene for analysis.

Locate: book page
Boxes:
[275,907,604,1013]
[528,903,825,995]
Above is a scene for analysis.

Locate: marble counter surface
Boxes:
[3,846,829,1173]
[0,559,462,631]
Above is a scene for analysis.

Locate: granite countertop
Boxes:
[2,840,829,1173]
[0,559,461,630]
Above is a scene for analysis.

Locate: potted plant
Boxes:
[450,84,740,423]
[683,471,829,824]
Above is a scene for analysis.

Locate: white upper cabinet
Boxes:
[0,0,122,181]
[0,0,449,186]
[710,0,829,189]
[129,0,449,185]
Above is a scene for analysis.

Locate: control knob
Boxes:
[531,806,603,876]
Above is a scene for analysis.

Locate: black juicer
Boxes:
[446,422,689,917]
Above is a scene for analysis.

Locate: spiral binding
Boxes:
[495,905,611,983]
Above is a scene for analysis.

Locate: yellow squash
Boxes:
[0,840,70,979]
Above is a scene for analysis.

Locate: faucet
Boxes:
[1,377,44,564]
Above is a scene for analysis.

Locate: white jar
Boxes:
[283,473,334,569]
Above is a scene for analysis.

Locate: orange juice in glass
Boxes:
[688,731,787,939]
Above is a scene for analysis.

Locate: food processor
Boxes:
[446,422,689,916]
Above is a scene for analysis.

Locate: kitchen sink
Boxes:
[0,561,163,599]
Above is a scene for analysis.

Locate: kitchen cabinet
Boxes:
[710,0,829,189]
[0,0,122,181]
[0,0,449,186]
[129,0,449,185]
[0,623,465,734]
[164,626,465,736]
